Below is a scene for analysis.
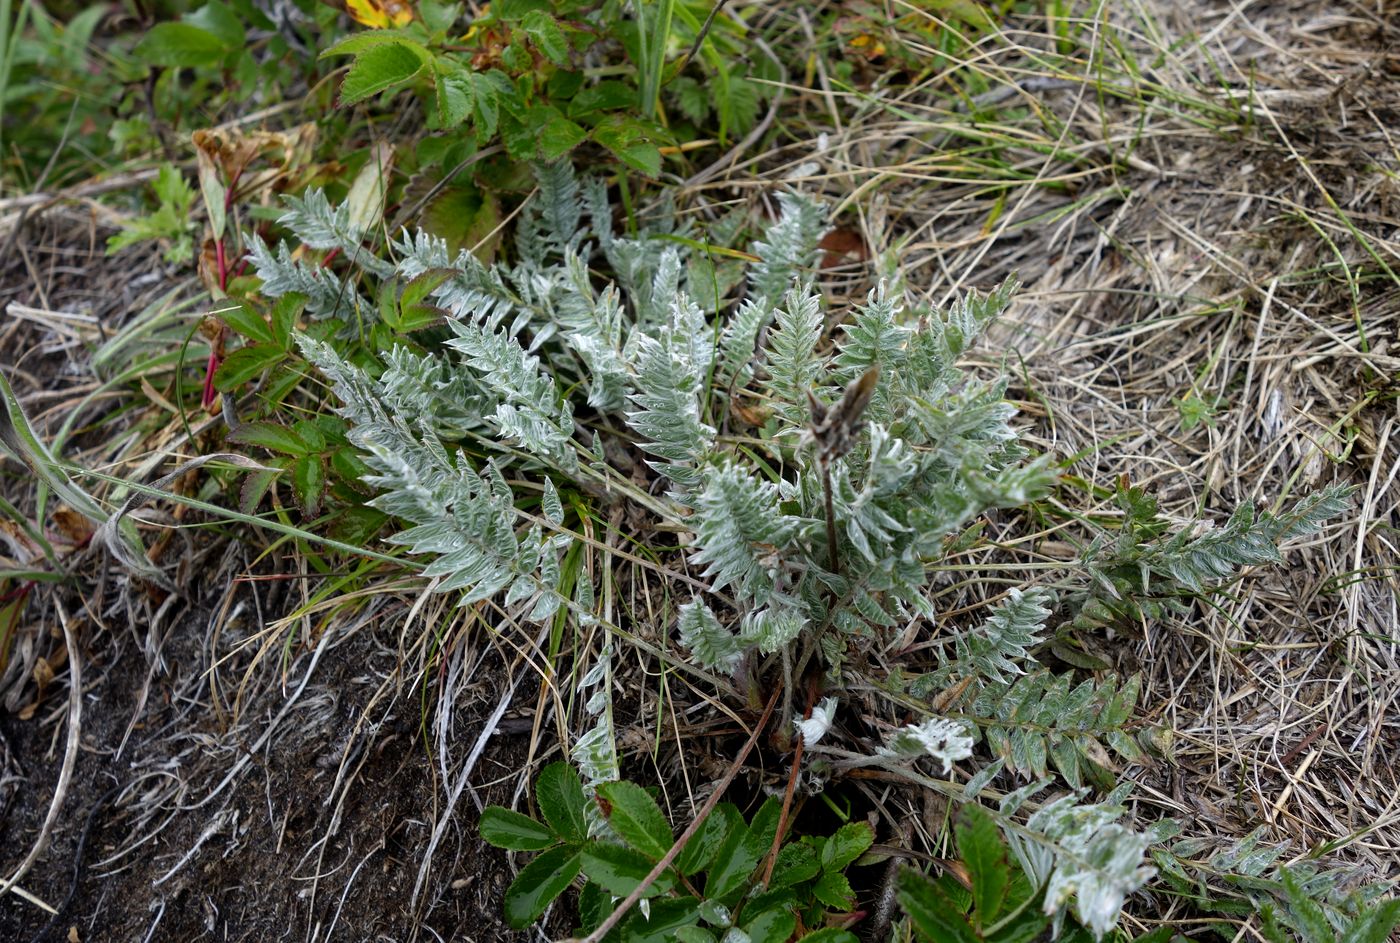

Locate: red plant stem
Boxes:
[0,581,33,607]
[201,350,220,409]
[571,687,780,943]
[215,236,228,290]
[761,731,805,887]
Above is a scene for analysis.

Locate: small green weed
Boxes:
[320,0,779,173]
[482,760,872,941]
[106,163,198,263]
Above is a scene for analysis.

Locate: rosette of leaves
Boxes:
[480,761,872,941]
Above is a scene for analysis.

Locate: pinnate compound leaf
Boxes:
[535,762,588,843]
[597,780,673,860]
[955,804,1010,925]
[1342,899,1400,943]
[504,845,581,929]
[479,807,555,851]
[340,43,425,106]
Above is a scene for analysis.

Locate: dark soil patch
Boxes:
[0,210,553,943]
[0,597,548,943]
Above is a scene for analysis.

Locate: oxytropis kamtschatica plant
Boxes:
[233,161,1354,940]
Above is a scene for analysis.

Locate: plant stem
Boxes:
[569,685,780,943]
[822,460,839,575]
[761,730,804,887]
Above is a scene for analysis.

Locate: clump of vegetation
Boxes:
[3,1,1397,940]
[319,0,780,173]
[222,161,1360,938]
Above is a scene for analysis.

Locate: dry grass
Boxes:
[709,0,1400,899]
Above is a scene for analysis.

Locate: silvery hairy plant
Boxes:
[245,162,1349,937]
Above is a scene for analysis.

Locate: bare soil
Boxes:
[0,215,558,942]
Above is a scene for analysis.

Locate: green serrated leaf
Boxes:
[743,905,796,943]
[214,344,285,392]
[218,302,275,345]
[184,1,244,48]
[616,896,703,943]
[238,465,280,514]
[896,868,979,943]
[320,28,420,59]
[675,804,738,877]
[597,780,673,860]
[593,121,662,176]
[812,870,856,910]
[538,111,587,161]
[230,421,309,457]
[504,845,582,930]
[675,928,716,943]
[745,797,783,859]
[340,43,426,106]
[397,271,451,330]
[479,806,555,851]
[269,294,303,349]
[580,841,674,897]
[569,80,635,117]
[705,813,762,901]
[434,63,474,127]
[770,842,819,889]
[535,762,588,844]
[521,9,569,66]
[135,23,229,68]
[955,804,1010,926]
[290,454,325,516]
[821,822,874,873]
[500,114,538,160]
[800,930,859,943]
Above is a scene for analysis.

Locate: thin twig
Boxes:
[569,686,780,943]
[761,732,804,887]
[672,0,731,76]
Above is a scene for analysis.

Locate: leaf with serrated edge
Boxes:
[597,780,673,860]
[580,841,675,897]
[479,807,554,851]
[535,762,587,843]
[503,845,581,930]
[955,804,1009,926]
